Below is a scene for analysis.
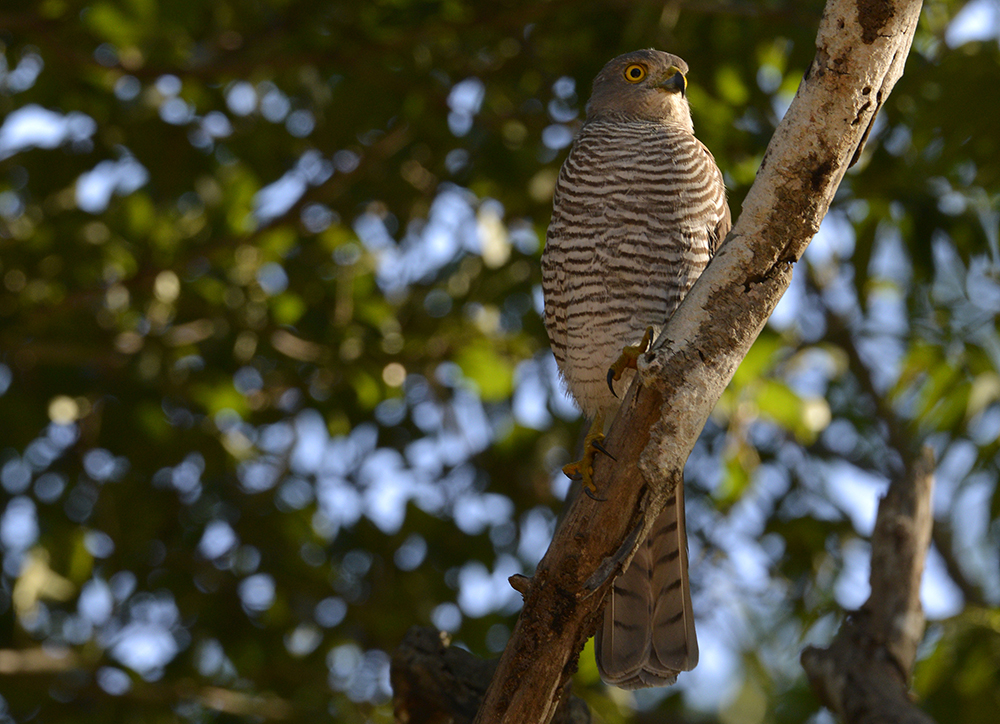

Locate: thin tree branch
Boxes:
[471,1,924,722]
[929,520,987,607]
[825,315,915,466]
[0,647,295,719]
[823,298,989,607]
[801,446,937,724]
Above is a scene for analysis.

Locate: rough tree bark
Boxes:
[396,1,928,723]
[801,447,937,724]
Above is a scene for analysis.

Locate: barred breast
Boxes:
[541,118,729,421]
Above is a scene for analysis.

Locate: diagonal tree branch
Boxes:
[391,626,591,724]
[468,1,925,722]
[801,446,937,724]
[825,307,989,608]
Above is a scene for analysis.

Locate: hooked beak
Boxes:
[658,67,687,97]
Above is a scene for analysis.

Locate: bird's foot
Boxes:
[607,326,654,397]
[562,413,615,500]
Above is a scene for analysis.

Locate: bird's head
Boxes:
[586,49,693,130]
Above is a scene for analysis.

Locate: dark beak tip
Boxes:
[659,72,687,96]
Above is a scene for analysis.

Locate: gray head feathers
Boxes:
[586,49,693,131]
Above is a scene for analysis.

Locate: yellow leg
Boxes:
[607,326,654,397]
[562,412,613,500]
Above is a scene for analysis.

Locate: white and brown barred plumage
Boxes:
[542,49,730,689]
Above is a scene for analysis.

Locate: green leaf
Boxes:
[455,339,514,401]
[271,292,307,325]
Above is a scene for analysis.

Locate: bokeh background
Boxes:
[1,1,999,722]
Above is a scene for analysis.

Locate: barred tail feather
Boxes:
[595,483,697,689]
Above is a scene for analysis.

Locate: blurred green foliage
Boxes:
[1,1,999,722]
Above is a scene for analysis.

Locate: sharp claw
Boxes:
[563,413,610,502]
[606,327,654,399]
[592,439,617,461]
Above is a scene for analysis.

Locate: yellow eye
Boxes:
[623,64,646,83]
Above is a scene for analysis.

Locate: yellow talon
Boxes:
[562,413,614,500]
[607,326,654,397]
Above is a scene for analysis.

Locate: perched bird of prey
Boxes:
[541,49,731,689]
